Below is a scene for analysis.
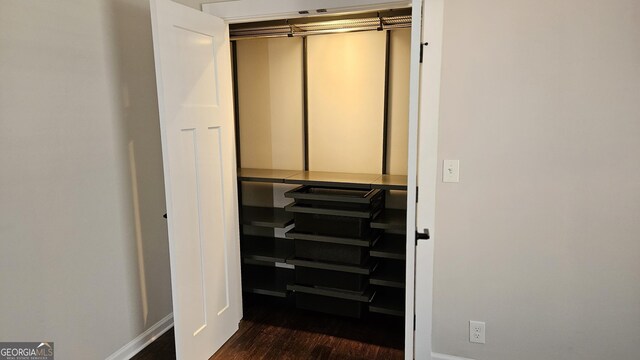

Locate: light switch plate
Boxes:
[443,160,460,183]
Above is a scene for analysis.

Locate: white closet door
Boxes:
[150,0,241,359]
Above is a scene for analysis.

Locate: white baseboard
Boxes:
[432,352,476,360]
[106,313,174,360]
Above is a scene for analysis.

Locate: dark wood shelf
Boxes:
[237,168,302,183]
[285,186,382,204]
[371,175,408,191]
[287,284,374,302]
[242,265,294,298]
[369,260,405,288]
[285,171,382,189]
[370,234,406,260]
[237,168,408,191]
[241,206,294,228]
[369,288,405,317]
[370,209,406,232]
[241,236,294,263]
[287,258,377,275]
[243,285,288,298]
[285,203,380,219]
[286,229,380,247]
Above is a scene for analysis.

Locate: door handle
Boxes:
[415,229,430,245]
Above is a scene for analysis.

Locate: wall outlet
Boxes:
[469,321,485,344]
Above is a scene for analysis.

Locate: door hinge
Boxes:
[415,186,419,203]
[413,314,416,330]
[419,42,429,63]
[416,229,430,246]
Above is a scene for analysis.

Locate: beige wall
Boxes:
[432,1,640,359]
[236,37,304,208]
[10,0,636,359]
[307,31,386,174]
[0,0,190,358]
[387,28,410,176]
[237,30,410,176]
[236,37,304,170]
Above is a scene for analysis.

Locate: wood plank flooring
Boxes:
[133,300,404,360]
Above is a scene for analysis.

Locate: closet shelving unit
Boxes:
[238,170,297,298]
[237,168,407,318]
[231,8,412,322]
[368,197,407,317]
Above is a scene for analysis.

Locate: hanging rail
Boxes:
[230,8,411,40]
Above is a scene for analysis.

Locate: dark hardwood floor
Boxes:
[133,299,404,360]
[132,328,176,360]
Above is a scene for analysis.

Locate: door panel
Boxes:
[150,0,241,359]
[173,28,220,107]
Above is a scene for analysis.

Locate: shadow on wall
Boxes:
[106,0,173,330]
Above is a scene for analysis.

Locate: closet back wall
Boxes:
[308,31,386,174]
[235,29,411,177]
[236,38,304,171]
[236,37,304,207]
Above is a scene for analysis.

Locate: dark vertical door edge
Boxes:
[231,40,242,169]
[382,30,391,175]
[303,36,310,171]
[231,40,244,215]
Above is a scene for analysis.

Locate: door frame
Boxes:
[201,1,443,359]
[413,1,444,358]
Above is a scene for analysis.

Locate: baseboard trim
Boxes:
[432,352,476,360]
[104,314,474,360]
[106,313,174,360]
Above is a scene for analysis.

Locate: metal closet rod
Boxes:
[229,8,411,40]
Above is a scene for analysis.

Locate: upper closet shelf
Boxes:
[237,168,407,190]
[371,175,408,191]
[237,168,302,183]
[285,171,381,189]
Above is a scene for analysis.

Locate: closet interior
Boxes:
[230,8,411,347]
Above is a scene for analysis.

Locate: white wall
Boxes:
[0,0,179,358]
[6,0,639,359]
[432,0,640,359]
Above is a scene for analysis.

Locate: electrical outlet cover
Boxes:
[469,321,485,344]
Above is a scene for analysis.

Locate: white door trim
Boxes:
[415,0,444,359]
[202,1,410,23]
[201,2,440,360]
[404,0,423,358]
